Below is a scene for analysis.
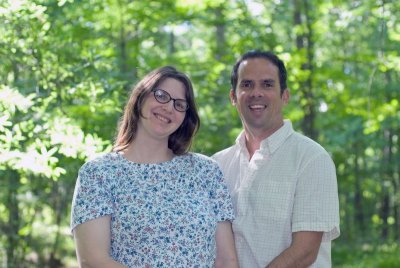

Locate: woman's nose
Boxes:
[162,100,175,112]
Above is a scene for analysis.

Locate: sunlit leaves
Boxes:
[49,117,111,160]
[0,85,34,113]
[0,0,398,266]
[2,147,64,179]
[0,115,12,132]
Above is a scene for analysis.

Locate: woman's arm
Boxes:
[73,215,126,268]
[214,221,239,268]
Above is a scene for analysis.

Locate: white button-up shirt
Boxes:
[213,120,340,267]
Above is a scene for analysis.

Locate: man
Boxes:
[213,50,340,268]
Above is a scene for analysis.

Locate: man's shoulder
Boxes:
[289,131,331,157]
[212,144,238,162]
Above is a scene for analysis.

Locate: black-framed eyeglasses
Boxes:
[151,88,189,112]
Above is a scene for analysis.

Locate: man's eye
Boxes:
[264,82,273,87]
[241,81,252,88]
[263,81,274,88]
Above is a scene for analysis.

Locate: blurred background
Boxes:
[0,0,399,267]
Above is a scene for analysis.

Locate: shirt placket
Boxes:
[235,151,250,216]
[237,148,270,214]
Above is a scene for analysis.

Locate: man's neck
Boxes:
[244,121,284,159]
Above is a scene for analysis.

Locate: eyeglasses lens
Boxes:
[153,89,188,112]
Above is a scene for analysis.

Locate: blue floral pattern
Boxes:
[71,152,234,268]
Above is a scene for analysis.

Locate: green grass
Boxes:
[333,242,400,268]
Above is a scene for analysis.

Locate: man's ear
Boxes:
[230,90,236,105]
[282,88,290,105]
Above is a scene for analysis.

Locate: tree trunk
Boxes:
[6,170,21,267]
[354,144,365,233]
[117,0,128,76]
[380,190,390,240]
[380,127,394,240]
[293,0,317,139]
[214,6,225,60]
[168,31,175,54]
[117,0,139,84]
[394,181,399,240]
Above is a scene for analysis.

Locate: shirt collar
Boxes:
[235,119,294,155]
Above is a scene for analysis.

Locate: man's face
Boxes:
[231,57,289,136]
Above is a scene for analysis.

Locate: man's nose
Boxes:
[251,84,264,97]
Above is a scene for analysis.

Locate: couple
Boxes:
[71,50,340,268]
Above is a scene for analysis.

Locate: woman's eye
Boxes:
[176,102,185,110]
[157,93,168,100]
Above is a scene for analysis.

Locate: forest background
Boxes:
[1,0,399,267]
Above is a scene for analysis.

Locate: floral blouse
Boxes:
[71,152,234,267]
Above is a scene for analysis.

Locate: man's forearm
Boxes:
[265,246,315,268]
[265,231,323,268]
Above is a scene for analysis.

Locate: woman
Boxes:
[71,66,238,267]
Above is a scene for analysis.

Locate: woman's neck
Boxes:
[122,139,174,164]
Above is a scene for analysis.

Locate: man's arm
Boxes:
[214,221,239,268]
[266,231,323,268]
[73,215,126,268]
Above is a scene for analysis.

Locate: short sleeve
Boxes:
[209,162,235,222]
[70,161,114,231]
[292,152,340,241]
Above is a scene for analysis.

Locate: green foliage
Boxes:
[0,0,399,266]
[333,242,400,268]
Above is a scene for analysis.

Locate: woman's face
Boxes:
[137,78,187,142]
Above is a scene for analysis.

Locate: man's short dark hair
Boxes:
[231,50,288,95]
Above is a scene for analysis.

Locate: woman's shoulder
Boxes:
[180,152,220,168]
[179,153,225,185]
[79,152,121,173]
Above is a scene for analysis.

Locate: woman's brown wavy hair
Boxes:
[113,66,200,155]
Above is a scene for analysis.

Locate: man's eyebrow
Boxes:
[262,79,275,83]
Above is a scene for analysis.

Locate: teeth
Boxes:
[249,104,266,109]
[155,114,170,123]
